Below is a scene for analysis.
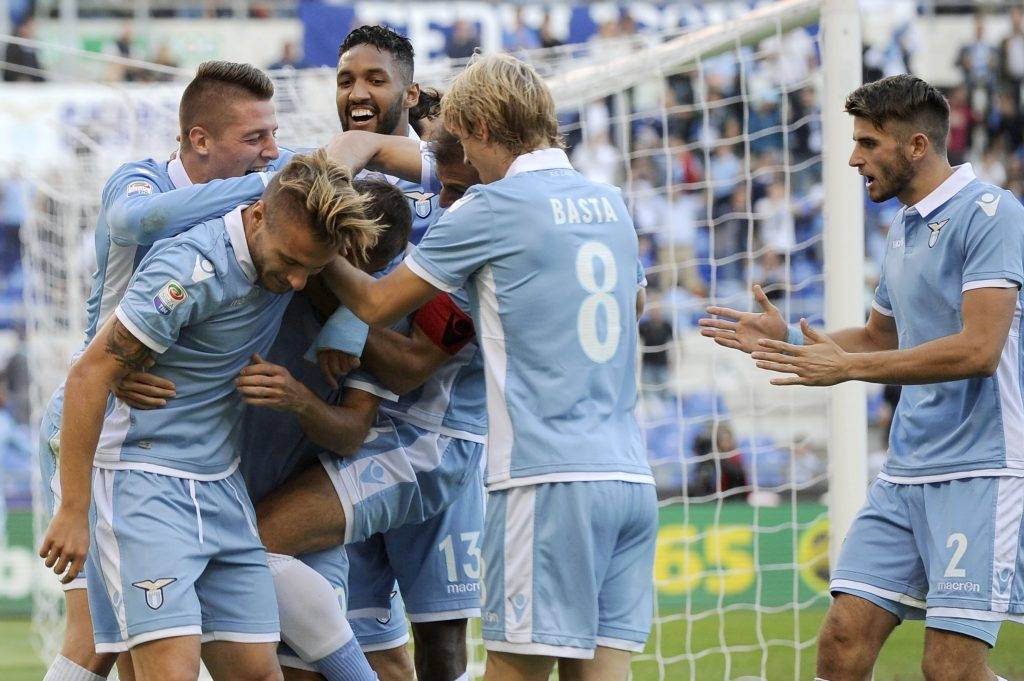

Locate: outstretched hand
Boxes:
[236,353,314,412]
[750,318,852,386]
[698,285,788,354]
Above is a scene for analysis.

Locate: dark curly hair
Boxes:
[339,25,415,85]
[845,74,950,154]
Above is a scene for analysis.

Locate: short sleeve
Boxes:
[304,306,369,362]
[872,265,893,318]
[405,189,493,292]
[114,244,221,353]
[962,191,1024,291]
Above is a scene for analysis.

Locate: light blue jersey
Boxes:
[101,206,291,478]
[872,164,1024,482]
[406,148,650,490]
[84,151,294,342]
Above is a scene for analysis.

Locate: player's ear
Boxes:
[476,120,490,144]
[251,200,266,228]
[911,132,931,161]
[188,126,211,157]
[405,81,420,109]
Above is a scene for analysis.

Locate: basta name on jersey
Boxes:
[549,196,620,225]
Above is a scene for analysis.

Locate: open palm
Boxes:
[698,285,788,354]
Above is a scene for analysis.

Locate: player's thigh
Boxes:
[202,640,283,681]
[484,651,556,681]
[256,462,346,555]
[830,479,928,616]
[411,619,468,681]
[115,653,137,681]
[366,645,416,681]
[130,634,202,681]
[558,646,632,681]
[818,592,900,655]
[281,668,323,681]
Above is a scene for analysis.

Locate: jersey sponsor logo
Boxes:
[191,255,215,283]
[936,579,981,593]
[126,180,154,197]
[927,218,949,248]
[359,460,387,486]
[132,578,177,609]
[404,190,436,219]
[153,280,187,315]
[977,193,1000,217]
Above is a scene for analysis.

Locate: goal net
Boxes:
[9,0,865,677]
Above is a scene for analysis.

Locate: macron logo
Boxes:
[191,255,215,283]
[977,193,1000,217]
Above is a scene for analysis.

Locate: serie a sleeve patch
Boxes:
[414,293,475,355]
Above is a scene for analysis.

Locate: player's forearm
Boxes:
[57,363,118,513]
[323,131,422,182]
[827,324,897,353]
[107,174,266,246]
[844,331,998,385]
[361,328,435,395]
[294,397,374,457]
[322,259,400,327]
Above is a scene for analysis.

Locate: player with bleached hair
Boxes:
[320,53,657,681]
[39,150,380,681]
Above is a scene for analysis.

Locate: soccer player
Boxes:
[699,75,1024,681]
[319,54,657,680]
[37,60,290,681]
[38,150,380,681]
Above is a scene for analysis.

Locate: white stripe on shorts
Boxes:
[93,468,130,640]
[504,486,536,643]
[991,476,1024,612]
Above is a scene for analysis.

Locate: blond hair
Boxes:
[441,53,562,157]
[269,149,382,264]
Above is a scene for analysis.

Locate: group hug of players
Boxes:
[33,21,1024,681]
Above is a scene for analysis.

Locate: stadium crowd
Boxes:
[3,6,1024,508]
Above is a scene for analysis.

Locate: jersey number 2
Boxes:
[944,532,968,578]
[576,241,620,363]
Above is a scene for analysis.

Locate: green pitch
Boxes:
[5,612,1024,680]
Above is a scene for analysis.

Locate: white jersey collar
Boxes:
[907,163,976,219]
[168,155,194,189]
[223,205,257,283]
[505,148,574,178]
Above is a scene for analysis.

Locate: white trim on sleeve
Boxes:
[871,300,894,317]
[404,254,459,293]
[344,378,400,402]
[114,306,169,353]
[963,279,1019,292]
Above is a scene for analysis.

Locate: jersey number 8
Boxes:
[576,241,621,364]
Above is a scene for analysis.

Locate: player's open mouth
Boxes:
[349,107,376,123]
[863,174,875,188]
[247,166,270,174]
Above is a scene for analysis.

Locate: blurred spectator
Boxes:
[755,180,796,255]
[503,7,539,53]
[538,11,562,50]
[709,185,750,287]
[1000,5,1024,114]
[446,20,480,60]
[946,85,976,165]
[0,177,27,276]
[708,143,742,208]
[976,143,1008,187]
[269,41,304,70]
[988,91,1024,152]
[3,16,45,82]
[149,42,179,81]
[956,15,998,113]
[692,424,747,496]
[639,306,673,398]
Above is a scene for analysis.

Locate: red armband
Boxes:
[414,293,476,355]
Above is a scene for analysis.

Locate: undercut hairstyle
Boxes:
[179,61,275,144]
[428,126,465,167]
[266,149,382,264]
[353,178,412,270]
[339,25,415,85]
[441,53,563,157]
[845,75,950,154]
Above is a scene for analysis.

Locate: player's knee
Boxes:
[233,668,284,681]
[412,619,468,681]
[61,628,118,675]
[367,645,416,681]
[816,611,875,677]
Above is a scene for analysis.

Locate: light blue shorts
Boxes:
[349,587,410,653]
[38,389,88,590]
[319,413,484,545]
[831,476,1024,646]
[87,467,280,653]
[482,480,657,659]
[347,467,484,636]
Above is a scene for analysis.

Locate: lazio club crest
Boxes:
[133,578,177,609]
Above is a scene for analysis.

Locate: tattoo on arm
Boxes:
[105,319,153,371]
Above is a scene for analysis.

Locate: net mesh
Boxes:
[8,2,847,677]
